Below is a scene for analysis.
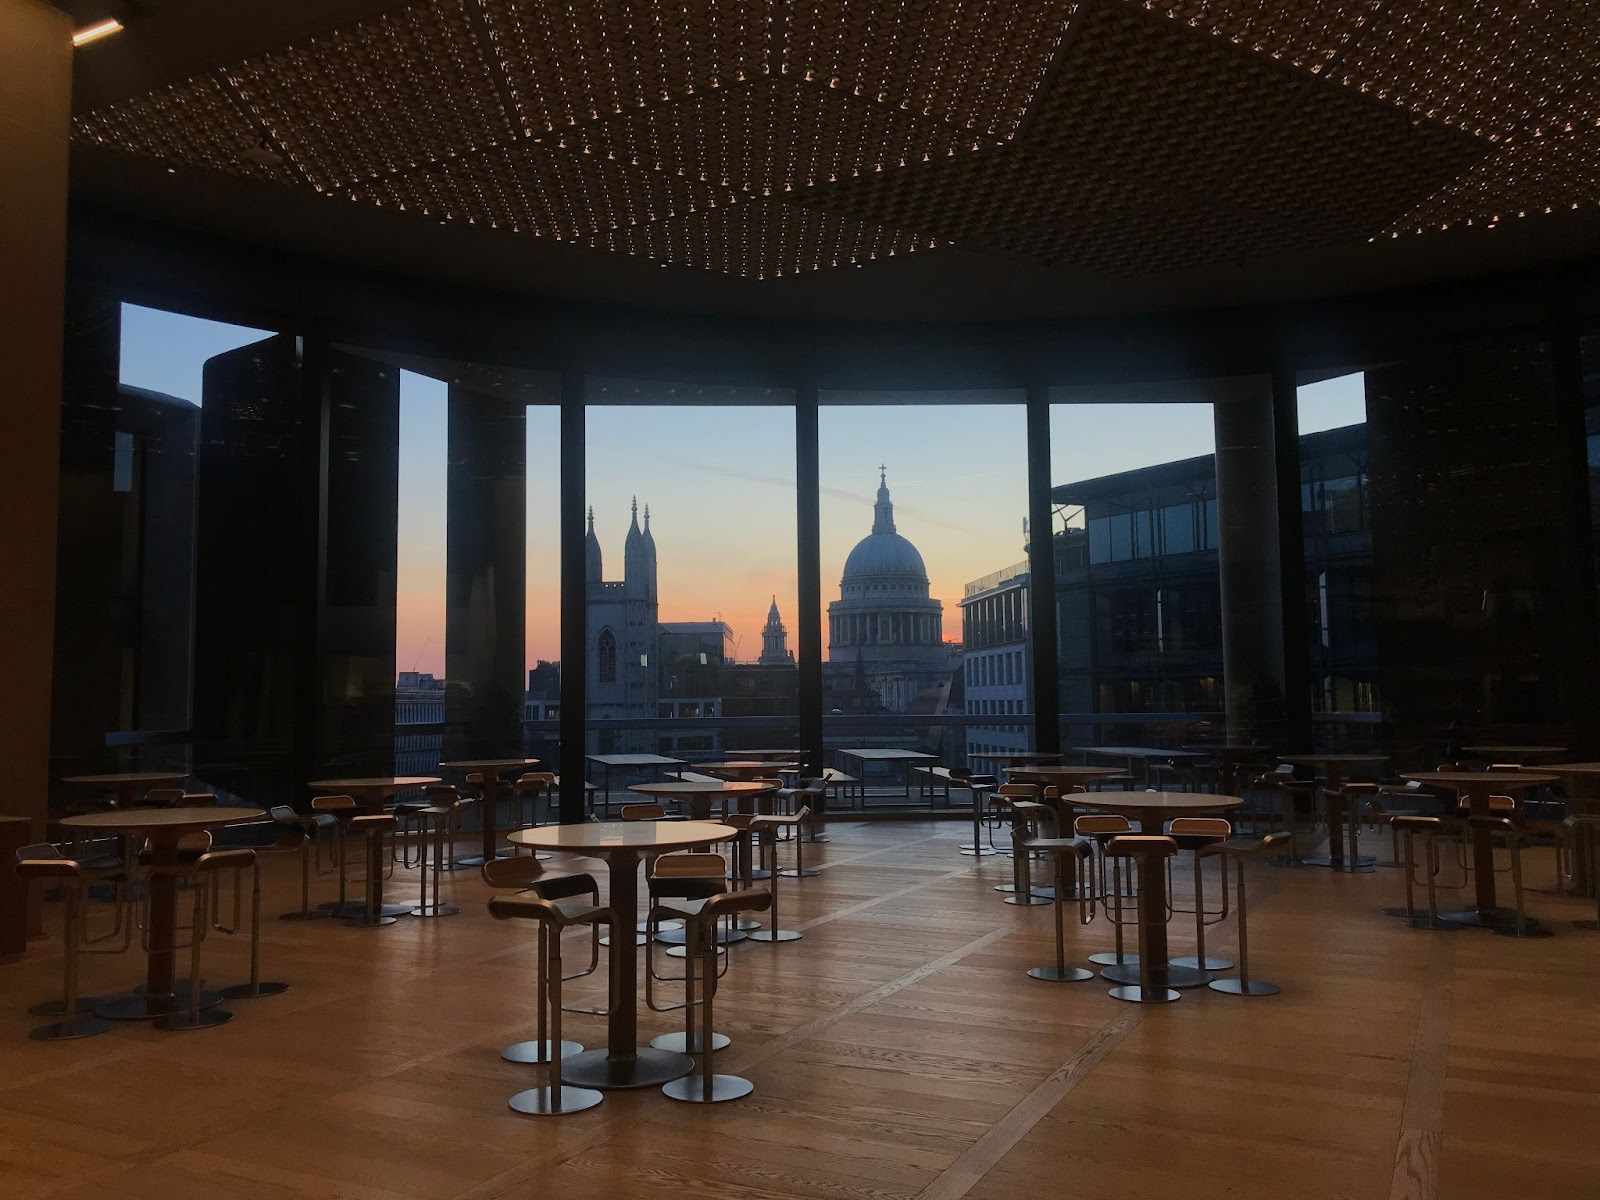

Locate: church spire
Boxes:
[872,466,896,534]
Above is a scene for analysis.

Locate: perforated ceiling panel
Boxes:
[69,0,1600,279]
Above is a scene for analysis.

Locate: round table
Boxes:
[61,772,189,807]
[727,749,805,762]
[1004,765,1127,788]
[507,820,735,1089]
[58,806,263,1019]
[698,761,797,781]
[1278,754,1388,871]
[438,759,541,865]
[1402,771,1558,930]
[1461,745,1568,764]
[628,780,774,820]
[1183,744,1270,794]
[306,776,441,813]
[1078,791,1244,990]
[970,752,1065,766]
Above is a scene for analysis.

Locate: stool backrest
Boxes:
[1106,834,1178,858]
[653,852,726,879]
[132,788,185,808]
[180,792,218,807]
[1168,817,1231,839]
[998,783,1039,800]
[699,888,773,921]
[312,794,357,813]
[481,857,550,889]
[17,842,67,862]
[620,803,667,821]
[1074,814,1132,836]
[516,771,556,790]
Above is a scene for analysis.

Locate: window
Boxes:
[597,629,617,683]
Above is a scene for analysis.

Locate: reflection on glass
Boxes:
[396,370,447,774]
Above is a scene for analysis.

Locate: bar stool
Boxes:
[747,805,809,942]
[157,848,255,1031]
[1074,814,1136,967]
[1104,835,1180,1004]
[15,854,114,1040]
[646,852,735,1051]
[207,820,301,999]
[1012,803,1096,983]
[345,814,400,928]
[655,887,774,1104]
[1166,816,1233,972]
[270,805,333,921]
[1366,781,1430,867]
[1256,765,1318,867]
[311,795,360,914]
[487,894,613,1116]
[512,771,556,836]
[1202,831,1288,996]
[1470,814,1549,939]
[952,767,999,856]
[483,857,605,1063]
[1004,792,1056,907]
[1382,815,1463,931]
[992,783,1043,896]
[411,785,466,919]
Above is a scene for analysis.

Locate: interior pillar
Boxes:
[0,1,71,858]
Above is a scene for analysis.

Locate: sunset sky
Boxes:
[120,304,1364,679]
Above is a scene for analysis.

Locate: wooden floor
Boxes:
[3,820,1598,1200]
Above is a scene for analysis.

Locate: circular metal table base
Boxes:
[560,1046,693,1090]
[662,1073,754,1104]
[750,869,773,882]
[654,925,746,947]
[803,834,830,844]
[746,928,802,942]
[155,1007,234,1032]
[1209,977,1281,996]
[279,909,333,922]
[1003,893,1053,907]
[1266,856,1320,870]
[1169,954,1233,971]
[1108,984,1180,1004]
[30,995,108,1017]
[29,1016,113,1041]
[317,899,366,913]
[344,914,399,928]
[778,868,821,879]
[1491,923,1555,939]
[502,1038,583,1064]
[508,1085,604,1116]
[664,944,727,960]
[1381,906,1465,931]
[1301,854,1377,873]
[1088,951,1138,967]
[959,846,999,857]
[599,933,649,947]
[734,918,761,931]
[98,989,223,1020]
[411,903,461,919]
[1440,906,1537,931]
[1027,965,1095,982]
[218,980,290,1000]
[650,1029,730,1053]
[1101,961,1211,989]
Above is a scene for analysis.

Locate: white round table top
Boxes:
[628,780,772,798]
[61,772,188,785]
[307,777,441,791]
[437,759,541,770]
[1402,771,1558,790]
[1079,791,1245,814]
[1543,762,1600,775]
[1461,745,1567,757]
[698,761,793,772]
[507,820,735,854]
[1279,754,1388,764]
[1005,766,1127,782]
[58,806,264,833]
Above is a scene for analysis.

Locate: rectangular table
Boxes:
[584,754,688,815]
[833,748,939,801]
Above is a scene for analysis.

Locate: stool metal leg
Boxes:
[346,828,399,927]
[1029,855,1093,982]
[1109,857,1178,1004]
[662,919,754,1103]
[220,862,289,999]
[1493,839,1552,939]
[157,883,234,1030]
[281,836,332,921]
[412,813,461,919]
[1171,850,1232,971]
[960,789,997,856]
[746,860,801,943]
[504,923,585,1062]
[509,926,603,1115]
[1210,857,1279,996]
[29,887,112,1041]
[1089,856,1139,967]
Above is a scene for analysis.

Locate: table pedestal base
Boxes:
[1209,977,1280,997]
[1109,984,1180,1004]
[1302,854,1376,872]
[1101,961,1211,989]
[561,1046,692,1090]
[98,989,222,1020]
[1441,906,1541,933]
[1027,965,1094,982]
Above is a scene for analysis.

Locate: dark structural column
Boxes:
[1213,380,1290,746]
[558,374,587,823]
[1025,385,1061,754]
[1272,366,1313,754]
[795,386,823,776]
[445,385,526,762]
[1367,338,1600,758]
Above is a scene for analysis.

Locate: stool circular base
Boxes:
[1491,923,1555,939]
[1108,984,1179,1004]
[1267,856,1319,869]
[599,933,649,947]
[745,928,802,942]
[778,868,821,878]
[1169,955,1233,971]
[959,847,999,857]
[410,903,461,918]
[29,1015,113,1041]
[1209,977,1281,996]
[318,900,365,913]
[560,1046,693,1089]
[1101,962,1211,988]
[750,869,773,881]
[1088,951,1138,967]
[344,914,399,928]
[665,944,727,959]
[29,995,107,1016]
[1027,965,1095,982]
[655,925,746,946]
[734,918,761,931]
[1573,919,1600,931]
[661,1073,754,1104]
[501,1038,583,1063]
[508,1085,603,1116]
[650,1030,730,1053]
[218,981,290,1000]
[155,1007,234,1031]
[98,990,222,1020]
[1003,893,1053,906]
[1439,906,1533,931]
[278,908,333,922]
[1301,855,1376,873]
[1382,906,1465,931]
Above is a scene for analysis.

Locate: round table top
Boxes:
[307,776,441,791]
[61,772,188,786]
[58,805,264,833]
[728,749,805,758]
[1402,771,1558,790]
[1279,754,1388,764]
[508,820,735,854]
[698,761,794,773]
[1461,745,1567,757]
[1079,791,1245,815]
[1542,761,1600,775]
[1005,766,1127,783]
[969,752,1064,763]
[1183,744,1270,755]
[437,759,541,771]
[628,780,773,798]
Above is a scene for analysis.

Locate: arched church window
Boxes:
[597,629,617,683]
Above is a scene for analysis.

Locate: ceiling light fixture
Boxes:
[72,18,123,47]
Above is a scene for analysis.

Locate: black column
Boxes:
[796,386,823,775]
[558,373,587,823]
[445,385,525,760]
[1272,366,1313,753]
[1553,333,1600,758]
[1026,385,1061,754]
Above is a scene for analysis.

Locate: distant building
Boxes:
[960,559,1031,761]
[585,499,660,752]
[758,597,794,665]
